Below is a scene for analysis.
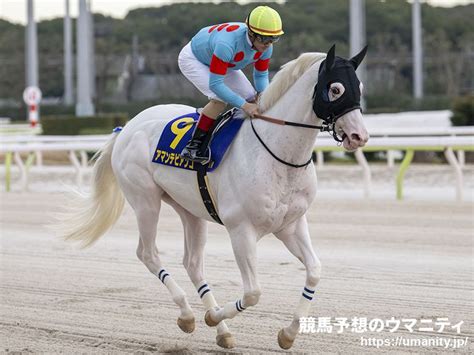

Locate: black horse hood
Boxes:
[313,44,368,122]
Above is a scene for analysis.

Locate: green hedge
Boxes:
[1,97,207,121]
[96,98,206,119]
[41,113,129,135]
[450,95,474,126]
[0,104,76,122]
[365,94,451,114]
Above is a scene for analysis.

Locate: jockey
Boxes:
[178,5,284,163]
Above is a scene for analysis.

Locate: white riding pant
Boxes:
[178,42,256,105]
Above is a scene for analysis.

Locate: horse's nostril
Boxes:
[351,133,361,142]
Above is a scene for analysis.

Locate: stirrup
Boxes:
[181,146,209,163]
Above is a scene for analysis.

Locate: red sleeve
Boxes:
[210,54,229,75]
[254,58,270,71]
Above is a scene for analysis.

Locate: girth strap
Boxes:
[196,163,224,225]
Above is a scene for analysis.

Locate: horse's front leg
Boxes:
[274,215,322,349]
[205,225,261,326]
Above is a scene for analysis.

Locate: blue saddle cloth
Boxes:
[152,111,244,172]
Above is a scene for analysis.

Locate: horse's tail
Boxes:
[59,131,125,248]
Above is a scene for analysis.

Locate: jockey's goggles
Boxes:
[253,33,280,44]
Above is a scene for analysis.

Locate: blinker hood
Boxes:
[312,44,368,123]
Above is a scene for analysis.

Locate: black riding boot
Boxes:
[181,127,210,163]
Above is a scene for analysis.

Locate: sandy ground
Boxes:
[0,166,473,354]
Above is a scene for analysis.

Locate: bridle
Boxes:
[250,111,350,169]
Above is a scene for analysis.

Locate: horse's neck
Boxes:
[254,65,321,166]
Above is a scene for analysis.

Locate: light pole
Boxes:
[76,0,95,116]
[88,0,96,99]
[25,0,41,126]
[412,0,424,99]
[64,0,74,105]
[350,0,366,109]
[25,0,38,88]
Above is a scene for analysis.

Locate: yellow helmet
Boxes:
[246,6,284,36]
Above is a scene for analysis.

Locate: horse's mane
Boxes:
[259,52,327,112]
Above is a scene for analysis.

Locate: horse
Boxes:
[59,44,369,350]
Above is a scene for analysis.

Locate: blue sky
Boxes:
[1,0,472,25]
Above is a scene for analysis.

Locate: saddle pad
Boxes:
[152,112,244,172]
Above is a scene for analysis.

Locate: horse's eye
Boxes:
[328,82,345,101]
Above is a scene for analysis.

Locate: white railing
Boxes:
[0,135,108,190]
[366,126,474,136]
[316,126,474,167]
[0,122,42,135]
[0,134,109,143]
[1,131,473,200]
[314,135,474,201]
[370,127,473,168]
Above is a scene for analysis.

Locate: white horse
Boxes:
[60,45,369,350]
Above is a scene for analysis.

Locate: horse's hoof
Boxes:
[216,332,236,349]
[204,310,219,327]
[177,317,195,333]
[278,328,295,350]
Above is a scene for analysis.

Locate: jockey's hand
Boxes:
[242,102,260,118]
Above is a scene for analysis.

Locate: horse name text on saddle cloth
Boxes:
[152,112,244,171]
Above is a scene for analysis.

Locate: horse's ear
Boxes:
[350,45,368,70]
[324,44,336,71]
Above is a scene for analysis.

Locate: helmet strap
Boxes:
[247,30,258,50]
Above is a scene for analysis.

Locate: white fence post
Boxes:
[354,149,371,198]
[444,148,463,201]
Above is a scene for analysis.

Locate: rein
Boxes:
[254,113,324,130]
[254,113,345,142]
[250,119,313,168]
[251,113,345,169]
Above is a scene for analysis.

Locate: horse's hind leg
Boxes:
[164,195,235,349]
[115,131,195,332]
[134,199,195,333]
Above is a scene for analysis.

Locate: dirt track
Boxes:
[0,191,472,353]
